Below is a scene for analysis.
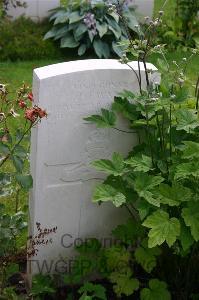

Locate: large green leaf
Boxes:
[140,279,171,300]
[112,97,139,120]
[84,108,116,128]
[143,210,180,248]
[110,271,139,297]
[61,34,80,48]
[135,239,161,273]
[74,23,87,40]
[92,152,125,176]
[15,174,33,190]
[93,184,126,207]
[69,11,83,24]
[158,183,192,206]
[78,44,87,56]
[182,202,199,241]
[125,155,153,173]
[96,22,108,38]
[181,141,199,159]
[134,174,164,207]
[93,40,110,58]
[179,220,194,251]
[174,161,199,180]
[78,282,107,300]
[175,109,199,132]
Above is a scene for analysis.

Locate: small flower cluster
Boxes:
[25,106,47,123]
[27,222,58,258]
[83,12,97,36]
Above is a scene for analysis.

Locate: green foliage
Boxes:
[156,0,199,49]
[110,270,139,297]
[31,274,56,298]
[84,109,116,128]
[0,17,62,61]
[78,282,107,300]
[140,279,171,300]
[44,0,138,58]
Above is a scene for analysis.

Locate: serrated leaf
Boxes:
[182,202,199,241]
[175,109,199,132]
[15,174,33,190]
[112,97,139,120]
[140,279,171,300]
[158,183,192,206]
[105,246,130,272]
[93,184,126,207]
[136,199,153,220]
[134,174,164,207]
[135,239,161,273]
[92,152,125,176]
[84,108,116,128]
[78,282,107,300]
[143,210,180,248]
[174,161,199,180]
[181,141,199,159]
[110,271,139,297]
[112,219,145,245]
[125,155,153,172]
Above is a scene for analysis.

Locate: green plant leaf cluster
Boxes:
[44,1,139,58]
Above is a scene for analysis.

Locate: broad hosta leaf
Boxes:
[84,108,116,128]
[15,174,33,190]
[140,279,171,300]
[110,271,139,297]
[158,183,192,206]
[74,23,87,40]
[78,44,87,56]
[174,161,199,180]
[61,34,80,48]
[96,22,108,38]
[182,202,199,241]
[143,210,180,248]
[93,184,126,207]
[175,109,199,132]
[69,11,83,24]
[179,221,194,251]
[125,155,153,172]
[44,27,59,40]
[92,152,125,176]
[134,174,164,207]
[181,141,199,159]
[0,142,10,155]
[135,239,161,273]
[93,40,110,58]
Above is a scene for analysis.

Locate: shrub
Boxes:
[0,16,62,61]
[44,0,139,58]
[156,0,199,49]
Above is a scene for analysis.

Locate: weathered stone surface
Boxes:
[28,59,159,275]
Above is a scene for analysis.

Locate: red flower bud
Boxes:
[18,100,27,109]
[28,92,34,102]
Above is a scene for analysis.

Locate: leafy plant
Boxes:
[78,282,107,300]
[156,0,199,49]
[44,0,139,58]
[31,274,56,299]
[83,4,199,298]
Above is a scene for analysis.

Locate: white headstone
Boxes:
[7,0,60,22]
[28,59,159,275]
